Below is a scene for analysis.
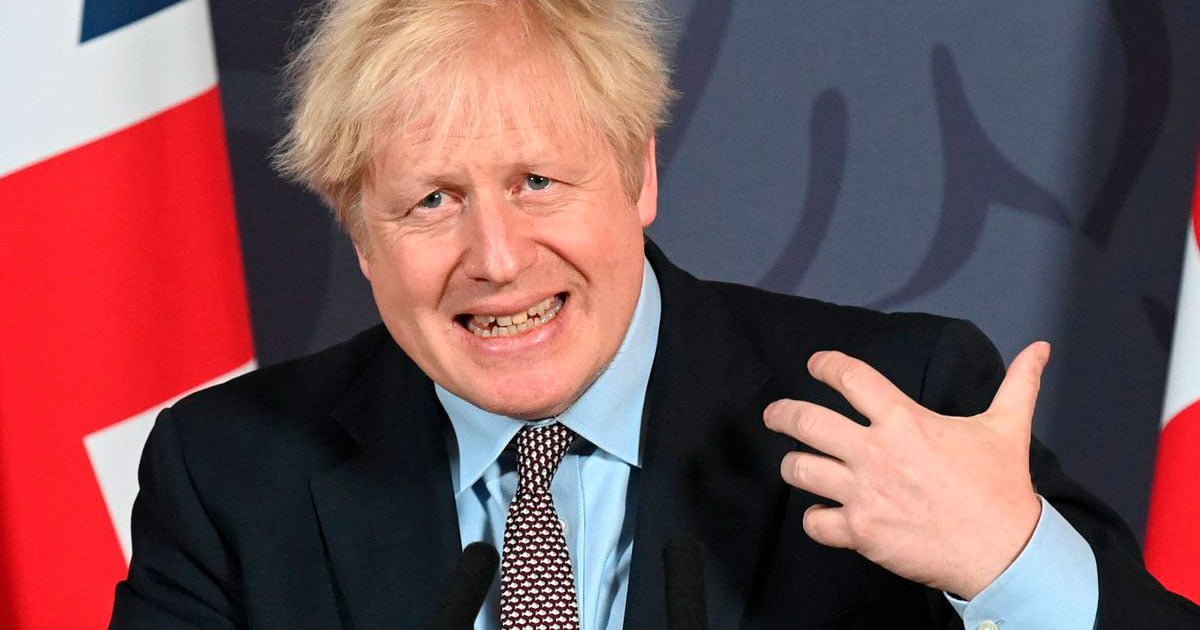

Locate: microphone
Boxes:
[663,537,708,630]
[429,541,500,630]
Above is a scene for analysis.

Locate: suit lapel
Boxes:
[625,244,796,628]
[311,341,462,629]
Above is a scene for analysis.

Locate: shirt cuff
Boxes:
[944,496,1098,630]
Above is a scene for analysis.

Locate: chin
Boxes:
[491,394,574,421]
[466,377,583,420]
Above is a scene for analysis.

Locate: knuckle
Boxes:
[808,351,830,375]
[1010,370,1039,391]
[884,400,911,425]
[792,455,810,483]
[839,363,867,388]
[914,416,946,445]
[792,405,819,437]
[890,458,919,487]
[765,399,789,418]
[845,509,874,540]
[859,436,886,462]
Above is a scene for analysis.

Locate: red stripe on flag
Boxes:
[1145,399,1200,604]
[0,88,253,628]
[1193,154,1200,248]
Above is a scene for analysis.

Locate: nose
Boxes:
[460,191,536,285]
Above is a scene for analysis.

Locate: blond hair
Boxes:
[274,0,675,240]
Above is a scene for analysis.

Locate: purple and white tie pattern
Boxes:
[500,422,580,630]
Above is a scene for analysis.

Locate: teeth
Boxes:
[528,298,551,317]
[465,295,564,338]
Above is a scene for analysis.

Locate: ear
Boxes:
[354,241,372,281]
[636,137,658,227]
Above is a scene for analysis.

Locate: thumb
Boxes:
[986,341,1051,430]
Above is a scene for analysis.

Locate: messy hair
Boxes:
[274,0,675,240]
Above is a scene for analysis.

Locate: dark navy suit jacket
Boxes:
[111,242,1200,628]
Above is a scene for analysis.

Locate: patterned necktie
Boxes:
[500,422,581,630]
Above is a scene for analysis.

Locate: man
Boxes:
[111,1,1199,628]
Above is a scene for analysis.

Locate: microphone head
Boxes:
[460,541,501,579]
[430,542,500,630]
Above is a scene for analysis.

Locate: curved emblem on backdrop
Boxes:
[658,0,734,173]
[691,1,1174,323]
[757,89,848,293]
[871,44,1072,309]
[1082,0,1171,249]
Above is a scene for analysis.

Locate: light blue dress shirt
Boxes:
[435,257,1098,629]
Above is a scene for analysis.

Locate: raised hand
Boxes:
[763,342,1051,599]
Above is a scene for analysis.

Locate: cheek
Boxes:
[370,267,452,361]
[563,204,647,319]
[367,248,451,321]
[594,208,649,278]
[552,199,645,260]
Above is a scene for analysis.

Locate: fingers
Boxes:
[764,399,867,461]
[780,451,855,501]
[806,351,915,426]
[987,341,1051,428]
[803,504,853,548]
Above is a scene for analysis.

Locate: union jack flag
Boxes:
[0,1,255,626]
[1145,153,1200,604]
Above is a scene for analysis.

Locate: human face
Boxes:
[355,56,658,419]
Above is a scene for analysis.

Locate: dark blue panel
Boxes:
[80,0,187,43]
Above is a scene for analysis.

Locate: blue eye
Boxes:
[418,190,444,208]
[525,174,551,190]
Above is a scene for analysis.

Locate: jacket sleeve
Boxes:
[109,408,243,629]
[918,318,1200,629]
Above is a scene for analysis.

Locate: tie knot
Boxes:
[514,422,575,494]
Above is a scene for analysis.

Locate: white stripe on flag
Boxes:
[83,360,257,563]
[0,0,218,177]
[1163,218,1200,427]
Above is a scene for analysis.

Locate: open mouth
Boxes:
[457,293,567,338]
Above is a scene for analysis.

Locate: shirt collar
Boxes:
[436,256,662,497]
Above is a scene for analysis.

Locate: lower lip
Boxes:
[456,297,569,354]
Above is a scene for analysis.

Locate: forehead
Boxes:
[373,45,607,178]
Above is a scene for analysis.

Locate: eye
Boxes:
[524,174,552,191]
[417,190,445,209]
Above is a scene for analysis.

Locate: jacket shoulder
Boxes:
[163,325,394,463]
[697,279,1002,413]
[177,325,387,411]
[702,279,961,355]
